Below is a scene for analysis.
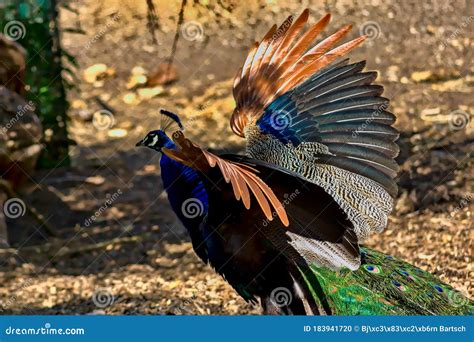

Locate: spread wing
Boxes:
[231,9,365,136]
[162,131,289,226]
[163,131,361,270]
[230,9,399,198]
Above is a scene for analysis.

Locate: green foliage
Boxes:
[0,0,73,168]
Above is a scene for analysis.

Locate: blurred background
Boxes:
[0,0,472,314]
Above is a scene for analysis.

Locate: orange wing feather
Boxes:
[162,131,289,227]
[230,9,366,137]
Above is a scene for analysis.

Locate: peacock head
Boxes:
[136,129,173,151]
[136,109,184,151]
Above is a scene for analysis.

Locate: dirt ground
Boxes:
[0,0,472,314]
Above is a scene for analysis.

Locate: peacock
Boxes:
[137,9,473,315]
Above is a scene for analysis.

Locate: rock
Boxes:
[0,86,42,188]
[386,65,400,82]
[122,92,139,105]
[107,129,128,138]
[145,63,178,87]
[400,76,410,84]
[83,64,115,83]
[126,67,148,89]
[0,34,26,95]
[73,109,93,121]
[411,70,433,82]
[85,176,105,185]
[137,86,164,100]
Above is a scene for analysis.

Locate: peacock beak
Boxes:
[136,140,144,147]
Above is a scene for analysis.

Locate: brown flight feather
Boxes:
[230,9,366,137]
[162,131,289,226]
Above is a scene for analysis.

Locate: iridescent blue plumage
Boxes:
[160,153,208,219]
[148,133,209,263]
[257,94,301,145]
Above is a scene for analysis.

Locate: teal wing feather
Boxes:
[302,247,474,315]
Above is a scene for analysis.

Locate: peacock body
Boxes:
[137,9,473,315]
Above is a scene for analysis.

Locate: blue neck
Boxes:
[160,153,208,229]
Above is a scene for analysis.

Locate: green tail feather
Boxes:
[302,247,474,315]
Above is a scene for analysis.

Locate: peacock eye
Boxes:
[149,134,159,146]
